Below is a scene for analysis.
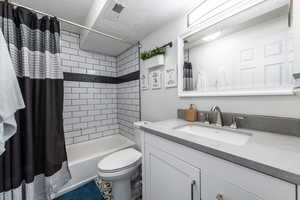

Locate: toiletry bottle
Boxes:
[187,63,191,90]
[197,71,207,91]
[183,62,188,91]
[189,62,193,91]
[185,104,198,122]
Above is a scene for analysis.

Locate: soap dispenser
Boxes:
[185,104,198,122]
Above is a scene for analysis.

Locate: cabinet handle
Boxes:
[216,193,224,200]
[191,180,196,200]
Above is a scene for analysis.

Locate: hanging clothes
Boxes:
[0,2,71,200]
[0,30,25,155]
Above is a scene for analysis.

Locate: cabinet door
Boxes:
[297,185,300,200]
[203,173,262,200]
[145,144,201,200]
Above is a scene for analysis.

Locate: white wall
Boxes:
[140,16,300,122]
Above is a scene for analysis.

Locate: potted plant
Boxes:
[141,47,166,69]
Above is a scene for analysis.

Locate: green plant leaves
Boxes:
[140,47,166,60]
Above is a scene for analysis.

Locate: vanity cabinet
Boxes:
[298,186,300,200]
[142,132,297,200]
[205,173,261,200]
[144,144,200,200]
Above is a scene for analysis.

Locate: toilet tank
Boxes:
[133,121,151,150]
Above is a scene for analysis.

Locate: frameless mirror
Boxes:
[179,0,294,96]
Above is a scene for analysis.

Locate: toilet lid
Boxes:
[98,148,142,172]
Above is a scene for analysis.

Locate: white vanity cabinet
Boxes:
[144,144,200,200]
[298,186,300,200]
[204,173,261,200]
[142,132,297,200]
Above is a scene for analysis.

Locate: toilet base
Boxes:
[112,178,131,200]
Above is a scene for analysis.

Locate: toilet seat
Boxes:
[98,148,142,173]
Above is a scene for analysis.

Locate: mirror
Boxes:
[179,0,295,96]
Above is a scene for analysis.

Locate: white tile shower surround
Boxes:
[117,80,140,141]
[63,81,118,145]
[117,46,140,141]
[61,31,140,145]
[117,46,139,77]
[60,31,117,77]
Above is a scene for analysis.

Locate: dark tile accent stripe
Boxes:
[64,72,117,83]
[117,71,140,84]
[63,71,140,84]
[178,109,300,137]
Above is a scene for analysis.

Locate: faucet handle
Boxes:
[230,116,238,129]
[204,112,210,124]
[230,116,246,129]
[199,112,210,124]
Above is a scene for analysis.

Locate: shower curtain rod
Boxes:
[6,1,135,45]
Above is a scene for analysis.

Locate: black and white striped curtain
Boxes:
[0,2,70,200]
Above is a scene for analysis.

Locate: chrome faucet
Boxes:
[210,105,223,127]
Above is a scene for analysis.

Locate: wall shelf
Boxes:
[143,54,165,69]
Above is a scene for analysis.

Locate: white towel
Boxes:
[0,31,25,155]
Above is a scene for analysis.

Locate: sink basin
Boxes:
[174,124,251,146]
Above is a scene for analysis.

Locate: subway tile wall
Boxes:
[117,45,139,76]
[61,31,140,145]
[61,31,118,145]
[60,31,117,77]
[63,81,118,145]
[117,46,140,141]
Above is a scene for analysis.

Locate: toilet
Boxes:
[97,148,142,200]
[97,121,149,200]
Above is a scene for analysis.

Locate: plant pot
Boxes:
[143,55,165,69]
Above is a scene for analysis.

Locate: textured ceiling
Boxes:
[11,0,200,55]
[12,0,94,33]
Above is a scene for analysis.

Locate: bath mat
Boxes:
[95,177,112,200]
[55,181,103,200]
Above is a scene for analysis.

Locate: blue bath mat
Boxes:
[55,181,103,200]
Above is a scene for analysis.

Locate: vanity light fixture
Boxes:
[202,31,222,41]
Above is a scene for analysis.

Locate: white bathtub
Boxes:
[52,134,135,198]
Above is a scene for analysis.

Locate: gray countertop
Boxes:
[140,119,300,185]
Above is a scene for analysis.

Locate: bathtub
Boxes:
[52,134,135,198]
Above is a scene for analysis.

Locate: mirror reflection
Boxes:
[183,4,294,93]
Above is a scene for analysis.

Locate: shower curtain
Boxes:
[0,2,71,200]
